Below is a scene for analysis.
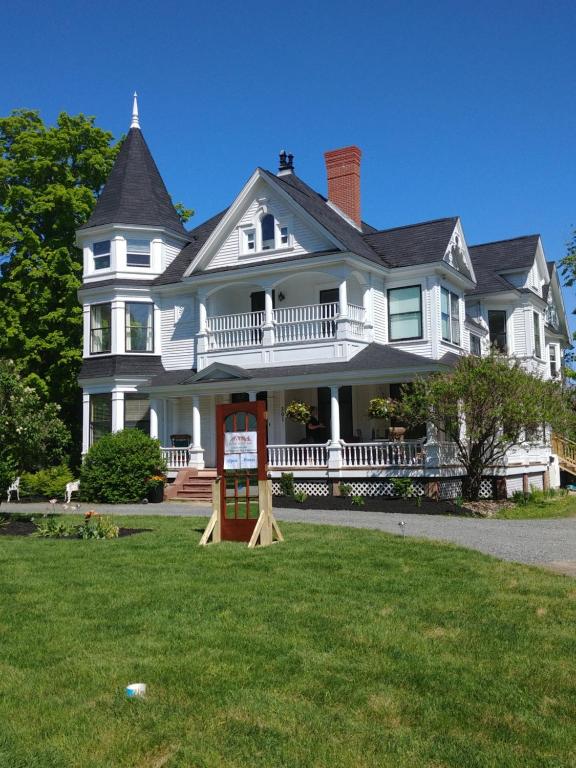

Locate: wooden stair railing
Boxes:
[551,433,576,474]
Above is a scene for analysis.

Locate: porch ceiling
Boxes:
[145,344,460,393]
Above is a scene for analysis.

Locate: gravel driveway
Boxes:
[3,501,576,574]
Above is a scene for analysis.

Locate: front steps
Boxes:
[165,468,217,502]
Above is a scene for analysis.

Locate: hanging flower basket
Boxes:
[284,401,312,424]
[367,397,397,420]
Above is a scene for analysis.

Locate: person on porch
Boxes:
[306,406,326,444]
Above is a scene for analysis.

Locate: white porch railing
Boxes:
[348,303,366,338]
[267,443,330,468]
[207,310,264,349]
[342,440,425,467]
[273,302,338,343]
[161,447,190,469]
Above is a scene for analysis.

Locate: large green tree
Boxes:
[0,110,119,457]
[396,353,574,500]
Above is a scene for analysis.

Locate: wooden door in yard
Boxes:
[216,401,267,542]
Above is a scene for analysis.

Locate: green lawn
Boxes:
[1,516,575,768]
[494,494,576,519]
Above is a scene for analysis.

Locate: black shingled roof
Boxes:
[467,235,540,295]
[79,355,164,380]
[146,344,459,388]
[80,128,188,236]
[362,217,458,267]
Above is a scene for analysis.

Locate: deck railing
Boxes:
[161,447,190,469]
[347,303,366,338]
[273,302,338,343]
[267,443,329,468]
[207,310,264,349]
[341,440,425,467]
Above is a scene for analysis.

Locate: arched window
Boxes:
[261,214,275,250]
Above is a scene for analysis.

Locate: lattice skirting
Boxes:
[344,480,426,497]
[272,480,331,496]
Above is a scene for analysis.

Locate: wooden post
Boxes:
[425,480,439,500]
[543,470,550,491]
[522,474,529,495]
[199,477,222,546]
[248,480,284,548]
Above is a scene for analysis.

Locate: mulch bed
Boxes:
[0,517,151,538]
[273,495,478,516]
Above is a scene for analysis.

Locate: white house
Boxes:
[76,98,570,499]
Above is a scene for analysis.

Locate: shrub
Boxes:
[351,494,365,506]
[390,477,414,499]
[33,516,70,538]
[293,490,308,503]
[80,430,166,504]
[279,472,295,498]
[339,482,352,497]
[20,464,74,499]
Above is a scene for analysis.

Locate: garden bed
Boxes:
[0,516,150,538]
[273,495,477,516]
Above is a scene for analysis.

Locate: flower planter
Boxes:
[147,484,165,503]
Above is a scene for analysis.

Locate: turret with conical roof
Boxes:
[80,94,187,236]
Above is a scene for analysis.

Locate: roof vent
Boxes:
[278,150,294,175]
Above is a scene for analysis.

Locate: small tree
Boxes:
[397,354,574,500]
[0,359,70,476]
[80,429,166,503]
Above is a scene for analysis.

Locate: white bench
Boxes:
[64,480,80,504]
[7,477,20,502]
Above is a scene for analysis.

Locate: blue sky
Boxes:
[2,0,575,327]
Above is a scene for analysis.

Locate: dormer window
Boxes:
[246,230,255,251]
[280,226,289,245]
[261,214,275,250]
[93,240,111,270]
[126,238,150,267]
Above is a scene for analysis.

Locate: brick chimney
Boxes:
[324,146,362,227]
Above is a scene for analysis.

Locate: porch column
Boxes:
[328,385,343,469]
[336,278,351,340]
[197,291,208,365]
[363,276,375,342]
[82,393,90,454]
[248,391,257,401]
[189,394,205,468]
[149,398,160,440]
[111,390,124,432]
[424,420,440,468]
[262,287,275,346]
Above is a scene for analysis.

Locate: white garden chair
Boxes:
[7,477,20,502]
[64,480,80,504]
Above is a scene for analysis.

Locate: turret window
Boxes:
[126,238,150,267]
[93,240,111,270]
[126,303,154,352]
[90,303,111,354]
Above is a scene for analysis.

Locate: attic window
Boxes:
[246,230,255,251]
[93,240,110,270]
[127,239,150,267]
[261,214,275,250]
[280,226,289,245]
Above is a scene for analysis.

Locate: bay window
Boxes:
[90,303,111,354]
[125,303,154,352]
[441,287,461,345]
[90,393,112,444]
[124,394,151,434]
[388,286,422,341]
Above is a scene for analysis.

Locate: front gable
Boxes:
[443,219,476,282]
[184,170,343,276]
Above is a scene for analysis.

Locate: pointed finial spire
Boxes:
[130,92,140,129]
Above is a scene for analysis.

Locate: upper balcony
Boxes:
[196,272,373,370]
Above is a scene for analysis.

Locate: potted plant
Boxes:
[146,474,166,503]
[367,396,406,440]
[284,401,312,424]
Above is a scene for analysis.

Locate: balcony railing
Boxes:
[205,302,366,350]
[207,310,264,349]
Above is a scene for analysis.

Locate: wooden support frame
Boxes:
[199,477,222,546]
[248,480,284,548]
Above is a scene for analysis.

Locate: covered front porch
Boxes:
[152,381,460,478]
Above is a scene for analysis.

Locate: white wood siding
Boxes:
[160,296,197,371]
[164,239,183,270]
[511,307,527,356]
[207,194,333,270]
[372,283,387,343]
